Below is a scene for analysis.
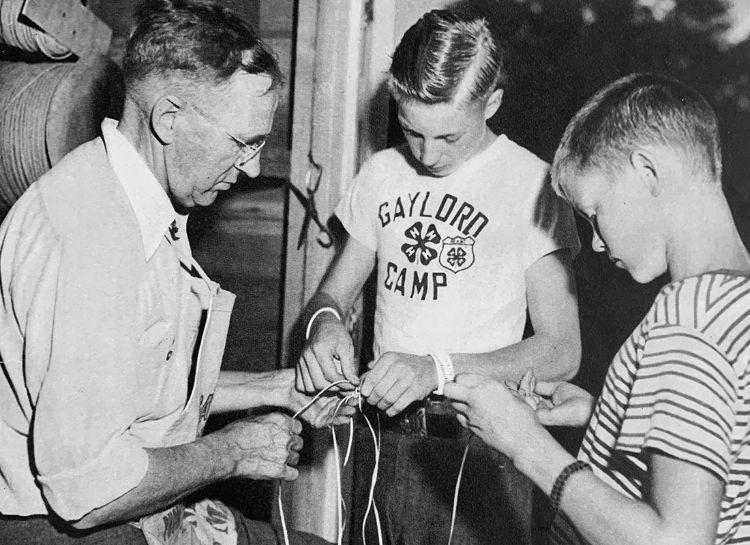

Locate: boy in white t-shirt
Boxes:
[296,8,581,545]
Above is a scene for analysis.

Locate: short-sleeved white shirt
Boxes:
[336,135,579,358]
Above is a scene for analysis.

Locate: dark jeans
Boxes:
[350,427,533,545]
[0,515,148,545]
[0,508,331,545]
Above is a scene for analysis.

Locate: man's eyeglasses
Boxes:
[182,100,266,169]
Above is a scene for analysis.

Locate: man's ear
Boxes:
[630,149,661,197]
[484,88,503,120]
[150,95,182,145]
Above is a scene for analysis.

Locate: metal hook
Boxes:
[287,153,333,249]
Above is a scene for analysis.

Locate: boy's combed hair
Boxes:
[551,73,722,191]
[122,0,282,91]
[388,8,506,104]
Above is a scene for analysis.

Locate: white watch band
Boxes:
[430,352,454,395]
[430,353,446,395]
[305,307,341,339]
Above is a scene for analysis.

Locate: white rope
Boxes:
[292,380,350,420]
[279,383,469,545]
[448,441,471,545]
[331,403,346,544]
[280,381,364,545]
[358,399,382,545]
[278,488,291,545]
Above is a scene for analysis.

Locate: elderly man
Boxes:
[0,1,344,544]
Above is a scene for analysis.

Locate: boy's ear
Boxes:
[630,149,661,197]
[150,95,182,145]
[484,89,503,120]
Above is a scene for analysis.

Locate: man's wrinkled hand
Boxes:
[359,352,437,417]
[217,413,303,481]
[297,315,357,393]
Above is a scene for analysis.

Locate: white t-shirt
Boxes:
[336,135,579,358]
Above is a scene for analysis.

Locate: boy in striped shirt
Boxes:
[445,73,750,545]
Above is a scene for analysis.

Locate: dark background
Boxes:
[457,0,750,397]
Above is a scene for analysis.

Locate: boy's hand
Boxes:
[297,314,358,392]
[504,370,553,411]
[359,352,437,416]
[444,374,546,464]
[534,381,595,428]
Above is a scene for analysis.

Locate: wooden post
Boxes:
[278,1,367,541]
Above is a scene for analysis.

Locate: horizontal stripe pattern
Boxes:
[551,273,750,545]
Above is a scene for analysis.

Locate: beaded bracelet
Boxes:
[549,460,591,515]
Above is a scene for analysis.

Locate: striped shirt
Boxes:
[551,272,750,545]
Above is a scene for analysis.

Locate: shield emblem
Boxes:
[439,236,475,273]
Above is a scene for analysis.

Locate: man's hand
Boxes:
[359,352,437,416]
[287,385,357,428]
[298,314,357,392]
[533,381,595,428]
[444,373,548,464]
[214,413,303,481]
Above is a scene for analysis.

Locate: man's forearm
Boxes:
[212,369,295,414]
[451,333,580,383]
[73,434,232,529]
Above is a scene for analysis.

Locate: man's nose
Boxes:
[236,154,262,178]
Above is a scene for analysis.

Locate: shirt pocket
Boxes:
[134,317,180,418]
[138,320,171,348]
[136,276,176,362]
[135,280,178,400]
[137,319,176,366]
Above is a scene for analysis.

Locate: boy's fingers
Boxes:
[443,382,470,401]
[519,369,534,393]
[534,380,562,397]
[339,342,360,385]
[536,398,554,411]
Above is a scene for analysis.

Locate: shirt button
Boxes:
[166,350,173,361]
